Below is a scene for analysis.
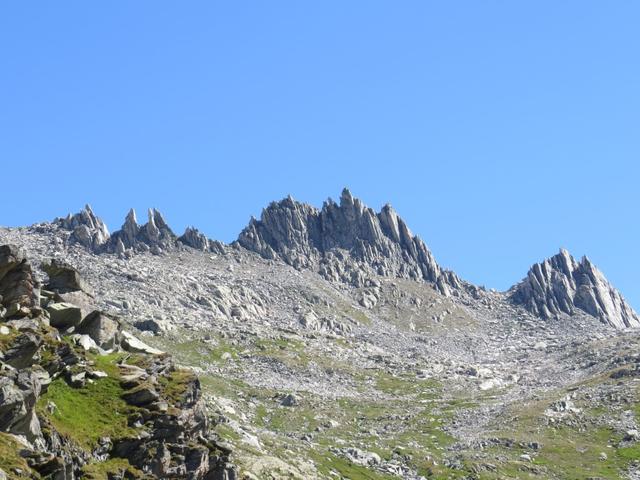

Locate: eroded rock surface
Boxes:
[510,249,640,328]
[238,188,462,294]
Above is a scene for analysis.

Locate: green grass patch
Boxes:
[81,458,145,479]
[0,433,36,478]
[157,368,197,405]
[309,451,396,480]
[37,355,139,450]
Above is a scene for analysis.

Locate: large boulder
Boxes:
[0,369,49,446]
[76,311,121,349]
[46,303,83,330]
[2,332,42,369]
[0,245,39,318]
[41,259,93,296]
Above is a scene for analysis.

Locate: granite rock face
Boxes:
[237,189,462,294]
[510,249,640,328]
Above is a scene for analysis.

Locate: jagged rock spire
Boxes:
[121,208,139,247]
[109,208,177,255]
[55,205,226,257]
[510,248,639,329]
[237,189,461,294]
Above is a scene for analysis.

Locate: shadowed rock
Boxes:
[41,259,93,296]
[0,244,39,317]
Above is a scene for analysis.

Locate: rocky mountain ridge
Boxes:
[52,190,638,330]
[3,205,640,479]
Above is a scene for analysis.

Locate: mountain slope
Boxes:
[7,189,636,479]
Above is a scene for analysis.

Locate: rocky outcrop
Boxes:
[0,244,40,318]
[510,249,640,329]
[178,227,225,254]
[55,204,110,250]
[237,189,461,294]
[0,246,237,479]
[41,258,94,296]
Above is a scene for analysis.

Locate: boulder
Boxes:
[133,318,173,334]
[76,311,120,350]
[122,385,160,406]
[72,334,99,352]
[120,331,164,355]
[46,303,83,329]
[41,259,93,297]
[54,290,95,319]
[2,332,42,369]
[0,245,39,317]
[280,393,299,407]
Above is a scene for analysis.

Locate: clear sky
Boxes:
[1,2,639,306]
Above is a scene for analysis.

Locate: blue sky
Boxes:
[1,2,639,305]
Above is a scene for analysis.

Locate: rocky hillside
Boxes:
[0,245,236,479]
[2,189,639,480]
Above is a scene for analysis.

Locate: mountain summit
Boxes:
[237,188,462,294]
[510,248,639,328]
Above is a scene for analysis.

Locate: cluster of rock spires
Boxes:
[510,249,640,329]
[55,206,224,256]
[52,190,639,330]
[0,244,236,479]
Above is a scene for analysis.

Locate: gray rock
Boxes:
[133,318,173,334]
[122,385,160,406]
[55,204,110,250]
[280,393,299,407]
[72,334,99,351]
[510,249,640,328]
[41,259,94,296]
[2,332,42,369]
[46,302,83,329]
[178,227,226,254]
[120,331,164,355]
[107,208,178,255]
[76,311,121,349]
[0,245,39,317]
[237,189,461,295]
